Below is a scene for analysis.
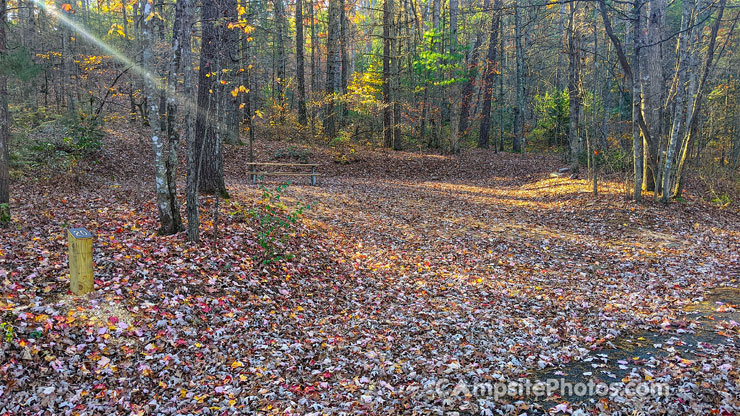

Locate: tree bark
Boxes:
[273,0,287,100]
[477,1,501,149]
[180,0,198,242]
[641,0,666,194]
[661,0,692,202]
[296,0,307,125]
[141,0,178,235]
[324,0,341,139]
[567,1,581,169]
[513,0,525,153]
[383,0,393,148]
[194,0,227,196]
[0,0,10,221]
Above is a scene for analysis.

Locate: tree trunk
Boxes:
[567,1,581,169]
[324,0,341,139]
[273,0,287,100]
[163,0,186,233]
[61,4,76,114]
[513,0,525,153]
[194,0,227,196]
[0,0,9,222]
[296,0,307,125]
[641,0,666,195]
[340,0,349,122]
[141,0,178,235]
[673,0,725,198]
[181,0,198,242]
[661,0,692,202]
[632,0,644,200]
[392,3,401,150]
[477,1,501,149]
[383,0,393,148]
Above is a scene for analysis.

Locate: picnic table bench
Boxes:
[246,162,320,186]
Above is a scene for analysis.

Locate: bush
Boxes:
[247,183,311,264]
[61,112,104,155]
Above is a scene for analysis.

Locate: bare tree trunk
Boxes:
[673,0,726,198]
[661,0,692,202]
[61,5,76,114]
[181,1,198,242]
[273,0,287,101]
[513,0,525,153]
[0,0,9,222]
[163,0,186,233]
[567,1,581,169]
[383,0,393,148]
[340,0,349,122]
[296,0,307,125]
[641,0,666,195]
[310,0,317,94]
[598,0,644,200]
[632,0,644,200]
[392,3,402,150]
[477,1,500,149]
[141,0,177,234]
[194,0,227,196]
[325,0,341,139]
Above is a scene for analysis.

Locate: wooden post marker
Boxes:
[67,227,94,295]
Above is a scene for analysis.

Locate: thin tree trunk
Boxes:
[513,0,524,153]
[661,0,692,202]
[383,0,393,148]
[182,0,198,242]
[324,0,341,139]
[141,0,177,234]
[0,0,9,222]
[296,0,307,125]
[340,0,349,122]
[567,1,581,169]
[673,0,726,198]
[273,0,287,100]
[164,0,186,233]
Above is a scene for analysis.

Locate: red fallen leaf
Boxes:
[93,383,106,390]
[322,371,332,379]
[108,316,119,325]
[116,227,123,233]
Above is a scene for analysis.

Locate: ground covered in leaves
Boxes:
[2,127,740,415]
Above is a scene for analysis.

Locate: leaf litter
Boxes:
[1,128,739,415]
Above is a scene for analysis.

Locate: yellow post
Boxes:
[67,227,94,295]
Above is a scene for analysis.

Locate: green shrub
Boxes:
[247,183,311,264]
[62,112,104,155]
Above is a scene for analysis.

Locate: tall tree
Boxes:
[324,0,341,139]
[141,0,180,234]
[513,0,526,153]
[0,0,9,223]
[567,1,582,169]
[478,0,501,149]
[383,0,393,148]
[296,0,307,125]
[180,0,198,242]
[661,0,692,202]
[273,0,287,99]
[194,0,227,196]
[642,0,666,194]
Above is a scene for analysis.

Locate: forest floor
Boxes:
[1,123,740,415]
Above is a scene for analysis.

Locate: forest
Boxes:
[0,0,739,414]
